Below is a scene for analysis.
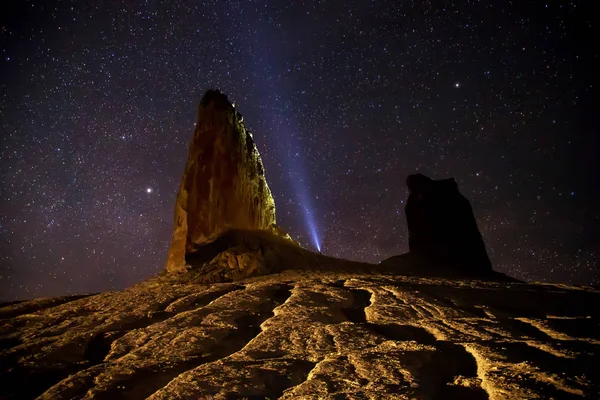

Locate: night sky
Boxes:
[1,1,597,301]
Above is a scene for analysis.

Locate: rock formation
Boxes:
[404,173,492,272]
[165,90,286,273]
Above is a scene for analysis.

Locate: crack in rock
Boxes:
[340,289,372,324]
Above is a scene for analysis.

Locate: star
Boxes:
[146,188,153,194]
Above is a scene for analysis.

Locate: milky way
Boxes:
[1,1,597,300]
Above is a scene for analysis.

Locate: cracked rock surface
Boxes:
[1,271,599,399]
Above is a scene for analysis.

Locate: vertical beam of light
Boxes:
[225,4,322,252]
[271,114,321,252]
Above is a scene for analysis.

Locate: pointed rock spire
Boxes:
[165,90,282,272]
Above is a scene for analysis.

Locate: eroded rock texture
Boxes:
[405,173,492,272]
[1,271,598,399]
[166,90,283,273]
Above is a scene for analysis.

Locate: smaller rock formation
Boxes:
[165,90,288,273]
[404,173,492,272]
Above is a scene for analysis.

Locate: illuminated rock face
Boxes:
[405,173,492,272]
[2,271,599,399]
[166,90,279,273]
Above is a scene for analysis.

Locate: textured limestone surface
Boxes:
[1,270,599,399]
[165,90,285,273]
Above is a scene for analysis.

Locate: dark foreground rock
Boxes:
[1,266,599,399]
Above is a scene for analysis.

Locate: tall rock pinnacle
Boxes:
[165,90,280,273]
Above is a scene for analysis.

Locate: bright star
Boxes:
[146,188,153,193]
[455,82,460,88]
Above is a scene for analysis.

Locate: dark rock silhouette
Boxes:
[404,173,492,272]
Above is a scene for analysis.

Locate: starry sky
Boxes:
[1,1,597,301]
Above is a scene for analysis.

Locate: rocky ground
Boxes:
[1,268,599,399]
